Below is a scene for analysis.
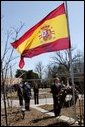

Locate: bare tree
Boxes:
[44,64,58,79]
[44,49,83,85]
[1,20,24,126]
[35,62,44,79]
[51,49,83,72]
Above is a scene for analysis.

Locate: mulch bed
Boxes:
[39,104,76,117]
[39,99,84,118]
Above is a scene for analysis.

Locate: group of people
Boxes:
[16,77,78,117]
[17,80,39,111]
[17,81,31,110]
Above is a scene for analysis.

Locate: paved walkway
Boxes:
[1,94,84,108]
[1,98,53,109]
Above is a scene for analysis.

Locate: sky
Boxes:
[1,1,84,76]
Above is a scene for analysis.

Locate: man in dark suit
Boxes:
[17,82,23,106]
[33,81,39,104]
[23,82,31,110]
[51,77,65,117]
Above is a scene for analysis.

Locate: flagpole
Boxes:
[64,1,77,121]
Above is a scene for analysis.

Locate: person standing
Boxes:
[23,81,31,110]
[51,77,64,117]
[17,82,23,106]
[33,81,39,104]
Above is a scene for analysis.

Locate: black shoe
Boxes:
[55,114,59,117]
[25,107,30,111]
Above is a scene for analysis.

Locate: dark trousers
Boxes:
[53,97,61,117]
[34,93,39,104]
[19,96,23,106]
[24,97,30,110]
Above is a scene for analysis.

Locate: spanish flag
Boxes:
[11,3,70,68]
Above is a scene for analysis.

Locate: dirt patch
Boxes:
[39,99,84,118]
[1,107,70,126]
[39,104,53,112]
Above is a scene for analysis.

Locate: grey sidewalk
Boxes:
[1,94,84,109]
[1,98,53,109]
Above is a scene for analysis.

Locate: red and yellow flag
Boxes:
[11,3,71,68]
